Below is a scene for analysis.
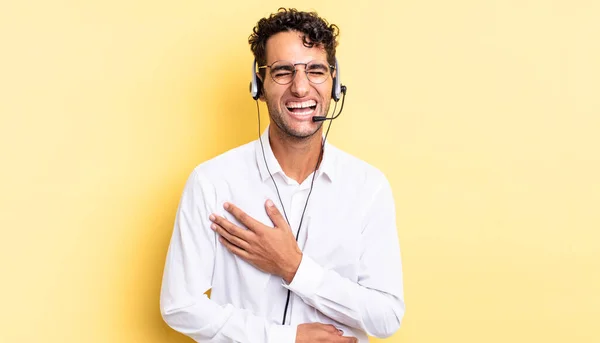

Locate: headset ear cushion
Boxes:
[331,77,338,101]
[250,59,263,100]
[250,76,262,100]
[256,77,262,99]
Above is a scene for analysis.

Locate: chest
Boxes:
[214,177,366,280]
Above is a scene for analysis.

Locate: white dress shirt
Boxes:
[160,128,405,343]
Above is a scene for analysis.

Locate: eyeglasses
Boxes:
[258,60,335,85]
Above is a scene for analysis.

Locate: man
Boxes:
[160,8,405,343]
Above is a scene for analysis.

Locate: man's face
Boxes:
[260,31,334,139]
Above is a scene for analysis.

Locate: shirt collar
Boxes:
[255,126,336,184]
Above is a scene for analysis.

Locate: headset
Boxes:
[250,58,344,103]
[250,57,347,325]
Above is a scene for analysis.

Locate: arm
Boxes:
[284,177,405,338]
[210,177,405,338]
[159,169,296,343]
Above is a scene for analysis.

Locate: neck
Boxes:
[268,125,323,184]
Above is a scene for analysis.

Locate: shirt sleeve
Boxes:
[283,175,405,338]
[160,169,297,343]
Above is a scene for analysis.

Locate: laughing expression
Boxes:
[260,31,334,139]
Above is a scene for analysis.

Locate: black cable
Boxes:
[279,101,337,325]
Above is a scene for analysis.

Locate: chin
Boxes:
[279,121,321,140]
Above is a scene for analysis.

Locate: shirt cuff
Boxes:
[284,254,325,298]
[268,323,297,343]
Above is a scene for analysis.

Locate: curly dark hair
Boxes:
[249,8,339,78]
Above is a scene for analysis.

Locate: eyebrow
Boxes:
[272,64,295,71]
[307,63,328,70]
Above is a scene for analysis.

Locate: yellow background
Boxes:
[1,0,599,342]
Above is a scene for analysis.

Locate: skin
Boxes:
[209,31,357,342]
[260,30,334,184]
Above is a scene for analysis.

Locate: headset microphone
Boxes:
[311,85,347,122]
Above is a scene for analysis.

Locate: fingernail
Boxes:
[209,214,215,221]
[223,202,230,210]
[210,223,216,230]
[266,199,274,207]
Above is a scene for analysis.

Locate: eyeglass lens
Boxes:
[269,61,331,85]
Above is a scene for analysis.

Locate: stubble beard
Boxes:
[265,99,330,141]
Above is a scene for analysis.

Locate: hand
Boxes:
[209,200,302,283]
[296,323,358,343]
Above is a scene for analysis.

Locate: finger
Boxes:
[324,324,338,334]
[219,236,251,260]
[223,202,263,232]
[210,214,252,241]
[211,222,250,251]
[340,337,357,343]
[265,199,288,228]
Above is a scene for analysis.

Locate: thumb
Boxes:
[265,199,287,228]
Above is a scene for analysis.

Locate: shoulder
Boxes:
[190,140,257,183]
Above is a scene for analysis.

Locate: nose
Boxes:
[290,68,310,97]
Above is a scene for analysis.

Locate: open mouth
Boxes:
[286,100,317,116]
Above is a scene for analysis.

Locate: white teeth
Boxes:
[286,100,317,109]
